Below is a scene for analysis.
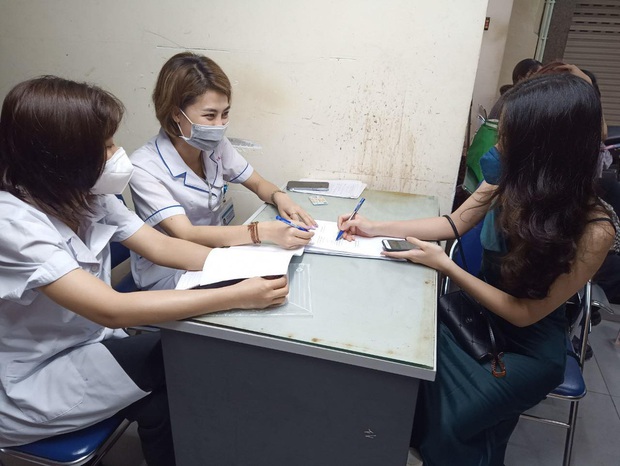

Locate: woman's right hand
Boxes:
[336,213,377,241]
[233,276,289,309]
[382,237,452,273]
[260,221,314,249]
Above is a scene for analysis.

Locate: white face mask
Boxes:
[91,147,134,195]
[177,109,228,153]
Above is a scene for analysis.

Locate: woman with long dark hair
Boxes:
[338,73,615,464]
[0,76,288,465]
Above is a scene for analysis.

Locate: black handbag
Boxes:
[438,215,506,378]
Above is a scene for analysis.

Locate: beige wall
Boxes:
[469,0,544,138]
[0,0,488,216]
[498,0,545,91]
[471,0,515,123]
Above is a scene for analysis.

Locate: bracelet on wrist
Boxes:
[247,221,261,244]
[270,189,285,206]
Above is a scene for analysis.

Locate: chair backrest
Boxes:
[442,221,484,295]
[110,241,131,269]
[109,194,138,292]
[449,221,484,277]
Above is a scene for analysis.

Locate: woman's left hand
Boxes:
[275,195,317,228]
[382,237,452,273]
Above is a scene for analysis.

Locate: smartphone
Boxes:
[382,239,417,251]
[286,180,330,191]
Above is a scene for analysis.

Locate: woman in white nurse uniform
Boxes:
[0,76,288,466]
[129,52,316,290]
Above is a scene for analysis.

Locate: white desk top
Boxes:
[159,190,438,380]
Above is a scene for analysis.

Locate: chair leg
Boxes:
[88,419,131,466]
[562,399,580,466]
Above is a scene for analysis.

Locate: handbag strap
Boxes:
[442,215,506,378]
[443,215,470,273]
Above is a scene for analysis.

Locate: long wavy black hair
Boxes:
[0,76,124,226]
[492,73,603,299]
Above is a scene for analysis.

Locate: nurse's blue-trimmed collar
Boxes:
[155,129,217,194]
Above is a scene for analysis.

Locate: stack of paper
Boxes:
[176,244,304,290]
[304,220,398,260]
[175,219,401,291]
[292,179,366,199]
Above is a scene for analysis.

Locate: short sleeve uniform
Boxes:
[0,193,146,446]
[129,129,254,290]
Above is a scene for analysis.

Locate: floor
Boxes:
[2,313,619,466]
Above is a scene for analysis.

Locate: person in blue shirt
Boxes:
[338,73,615,465]
[465,59,542,188]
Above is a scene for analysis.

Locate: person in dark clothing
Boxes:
[338,74,614,465]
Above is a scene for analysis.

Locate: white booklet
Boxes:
[304,220,400,260]
[175,244,304,290]
[290,179,366,199]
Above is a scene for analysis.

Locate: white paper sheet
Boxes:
[304,220,400,260]
[175,244,304,290]
[204,262,313,317]
[288,179,366,198]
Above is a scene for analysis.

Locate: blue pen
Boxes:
[336,197,365,240]
[276,215,309,232]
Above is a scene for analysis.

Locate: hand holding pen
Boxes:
[271,215,314,249]
[336,197,365,240]
[276,215,309,232]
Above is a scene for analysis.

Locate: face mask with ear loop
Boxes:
[177,109,228,153]
[176,109,229,212]
[91,147,134,195]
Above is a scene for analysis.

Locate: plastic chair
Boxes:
[0,414,130,466]
[442,222,593,466]
[442,220,484,294]
[519,282,593,466]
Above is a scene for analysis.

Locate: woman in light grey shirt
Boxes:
[0,76,288,466]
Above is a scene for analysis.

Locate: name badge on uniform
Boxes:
[219,199,235,225]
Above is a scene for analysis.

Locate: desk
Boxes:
[159,189,438,466]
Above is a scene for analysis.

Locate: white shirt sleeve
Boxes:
[217,138,254,184]
[129,165,187,227]
[95,195,145,242]
[0,208,79,304]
